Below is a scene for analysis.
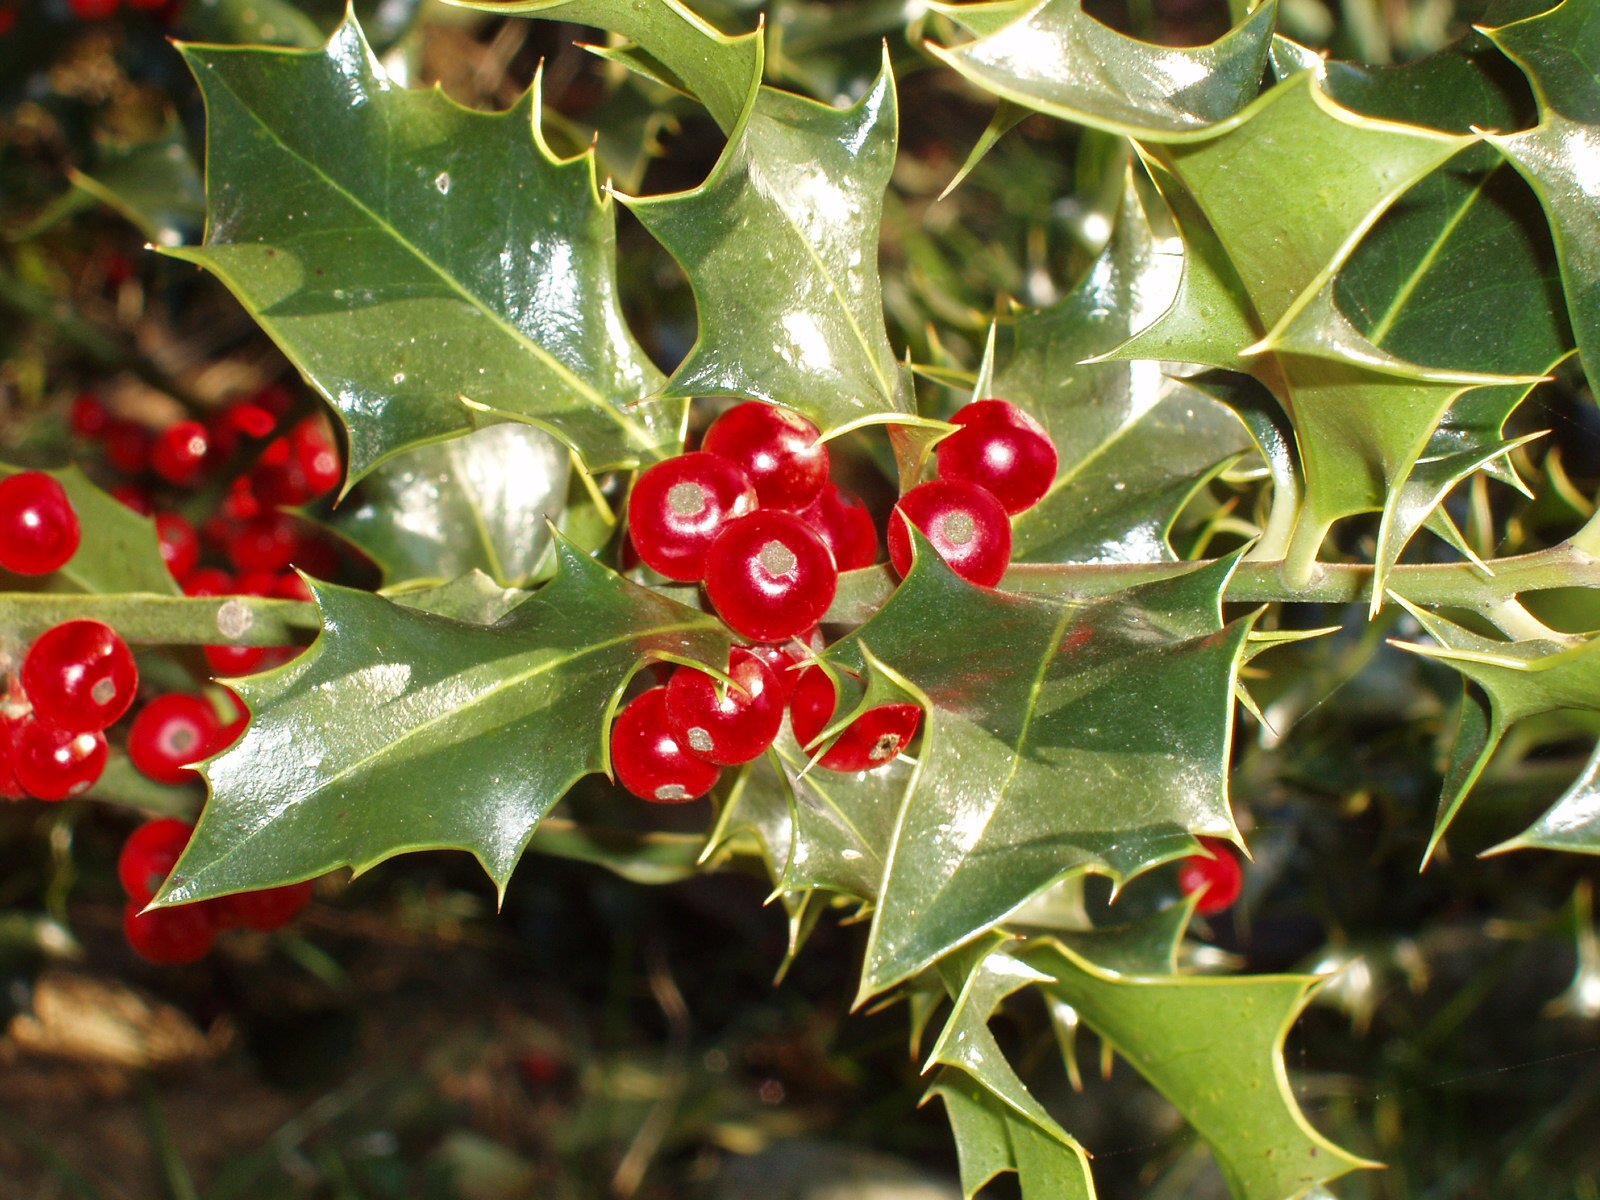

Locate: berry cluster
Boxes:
[61,0,178,21]
[118,818,312,964]
[888,399,1057,587]
[1178,837,1244,916]
[1,620,135,801]
[72,386,343,674]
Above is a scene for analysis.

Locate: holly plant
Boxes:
[4,0,1600,1195]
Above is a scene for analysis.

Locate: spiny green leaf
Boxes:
[925,0,1279,142]
[1392,601,1600,861]
[69,119,206,249]
[154,543,727,906]
[1022,940,1375,1200]
[625,65,919,434]
[832,545,1253,1000]
[927,1069,1093,1200]
[1494,739,1600,856]
[443,0,762,135]
[1481,0,1600,394]
[169,15,675,484]
[0,464,178,598]
[337,425,571,588]
[988,179,1252,564]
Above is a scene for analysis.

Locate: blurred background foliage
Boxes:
[0,0,1597,1197]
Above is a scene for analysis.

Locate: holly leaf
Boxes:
[1022,940,1375,1200]
[924,0,1279,141]
[168,15,676,484]
[338,425,572,587]
[987,179,1252,564]
[69,119,206,250]
[152,542,727,906]
[1495,740,1600,856]
[1481,0,1600,391]
[1392,601,1600,861]
[831,543,1254,1000]
[0,465,178,598]
[445,0,762,135]
[625,64,919,434]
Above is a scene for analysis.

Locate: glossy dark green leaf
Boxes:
[337,425,570,587]
[168,16,676,483]
[180,0,325,47]
[0,465,178,598]
[153,544,727,905]
[446,0,762,135]
[831,545,1252,999]
[990,181,1252,564]
[925,0,1279,141]
[69,120,206,249]
[1481,1,1600,394]
[1497,740,1600,856]
[1022,940,1375,1200]
[1394,602,1600,860]
[625,66,920,434]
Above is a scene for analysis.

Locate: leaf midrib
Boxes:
[202,63,659,454]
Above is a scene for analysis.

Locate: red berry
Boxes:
[151,420,211,486]
[703,510,837,643]
[0,6,17,36]
[111,484,153,515]
[12,718,107,800]
[70,393,110,438]
[627,452,757,581]
[0,713,27,801]
[105,421,153,474]
[701,402,829,511]
[69,0,119,19]
[744,641,809,701]
[789,667,920,772]
[218,880,313,931]
[221,475,264,521]
[155,512,200,580]
[252,383,295,418]
[1178,838,1244,916]
[181,566,234,597]
[127,694,221,785]
[611,687,720,803]
[204,643,270,676]
[123,899,216,965]
[0,471,80,576]
[664,648,784,766]
[227,512,297,573]
[887,479,1011,587]
[800,484,877,571]
[118,818,194,905]
[20,620,138,731]
[290,417,342,497]
[936,399,1058,515]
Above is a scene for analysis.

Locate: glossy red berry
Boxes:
[21,620,139,731]
[218,880,314,931]
[70,393,110,438]
[0,471,81,576]
[182,566,234,597]
[789,667,920,772]
[111,483,153,515]
[205,642,271,677]
[887,479,1011,587]
[291,417,342,497]
[627,452,757,581]
[701,402,829,511]
[123,900,216,965]
[105,420,153,474]
[12,719,108,800]
[227,512,298,573]
[703,510,837,643]
[128,694,221,785]
[664,649,784,766]
[800,484,878,571]
[118,818,194,905]
[151,420,211,485]
[936,399,1058,514]
[1178,838,1244,916]
[611,687,720,803]
[744,641,810,701]
[155,512,200,580]
[69,0,120,19]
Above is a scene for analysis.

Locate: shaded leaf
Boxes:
[925,0,1279,141]
[1495,737,1600,856]
[626,63,918,433]
[169,16,675,483]
[155,543,727,905]
[831,545,1253,999]
[338,425,570,587]
[69,120,206,249]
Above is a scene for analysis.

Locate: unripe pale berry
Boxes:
[887,479,1011,587]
